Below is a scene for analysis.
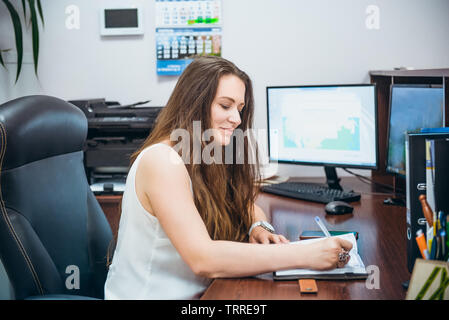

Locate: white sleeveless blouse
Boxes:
[104,143,212,299]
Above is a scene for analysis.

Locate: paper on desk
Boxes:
[274,233,367,278]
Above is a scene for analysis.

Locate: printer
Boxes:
[69,98,163,194]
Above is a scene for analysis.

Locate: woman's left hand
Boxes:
[249,227,290,244]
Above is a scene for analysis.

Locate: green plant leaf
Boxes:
[2,0,24,83]
[21,0,27,20]
[36,0,44,26]
[0,49,12,69]
[25,0,31,29]
[0,51,5,69]
[29,0,39,77]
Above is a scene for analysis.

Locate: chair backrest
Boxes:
[0,95,113,299]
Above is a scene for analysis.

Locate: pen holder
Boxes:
[426,225,448,261]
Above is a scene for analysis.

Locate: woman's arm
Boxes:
[137,146,352,278]
[254,203,268,221]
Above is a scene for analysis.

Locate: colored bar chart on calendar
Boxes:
[155,0,222,27]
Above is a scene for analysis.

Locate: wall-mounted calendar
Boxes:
[156,27,221,75]
[155,0,222,76]
[155,0,221,27]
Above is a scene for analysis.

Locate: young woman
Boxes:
[104,56,352,299]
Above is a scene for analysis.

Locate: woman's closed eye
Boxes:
[219,103,244,116]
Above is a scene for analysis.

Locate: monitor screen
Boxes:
[267,84,377,169]
[105,9,139,28]
[386,85,444,176]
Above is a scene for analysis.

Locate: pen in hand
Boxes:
[314,216,332,238]
[314,216,350,266]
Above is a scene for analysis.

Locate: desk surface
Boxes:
[201,177,410,300]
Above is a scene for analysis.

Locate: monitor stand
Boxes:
[384,197,405,206]
[383,174,406,207]
[324,166,343,190]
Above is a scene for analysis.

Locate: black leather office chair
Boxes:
[0,95,113,300]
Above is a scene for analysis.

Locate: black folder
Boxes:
[405,133,449,272]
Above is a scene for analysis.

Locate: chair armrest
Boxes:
[25,294,100,300]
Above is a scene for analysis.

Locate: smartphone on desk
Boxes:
[299,230,359,240]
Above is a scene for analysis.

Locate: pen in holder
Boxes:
[418,196,449,261]
[419,195,434,251]
[425,211,448,261]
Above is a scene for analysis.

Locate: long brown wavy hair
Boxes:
[131,56,261,242]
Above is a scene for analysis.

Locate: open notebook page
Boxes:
[274,233,367,278]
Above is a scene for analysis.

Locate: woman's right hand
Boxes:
[304,237,353,270]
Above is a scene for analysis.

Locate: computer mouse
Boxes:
[325,201,354,215]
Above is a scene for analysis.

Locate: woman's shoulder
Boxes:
[140,141,182,162]
[138,141,188,179]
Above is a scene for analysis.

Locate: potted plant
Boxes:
[0,0,44,83]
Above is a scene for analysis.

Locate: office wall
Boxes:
[1,0,449,179]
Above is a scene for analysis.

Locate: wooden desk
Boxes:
[201,177,410,300]
[96,194,122,240]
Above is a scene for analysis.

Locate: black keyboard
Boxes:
[261,182,361,204]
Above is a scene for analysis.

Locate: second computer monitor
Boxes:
[267,84,377,170]
[386,85,444,176]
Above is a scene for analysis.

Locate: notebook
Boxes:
[273,233,368,280]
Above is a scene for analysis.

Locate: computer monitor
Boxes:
[386,84,444,176]
[266,84,378,189]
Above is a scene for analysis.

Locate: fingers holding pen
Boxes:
[335,238,352,268]
[337,238,353,252]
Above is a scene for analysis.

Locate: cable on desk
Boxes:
[342,168,405,194]
[359,191,400,196]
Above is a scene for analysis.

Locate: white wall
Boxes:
[1,0,449,179]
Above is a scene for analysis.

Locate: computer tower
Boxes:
[405,132,449,272]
